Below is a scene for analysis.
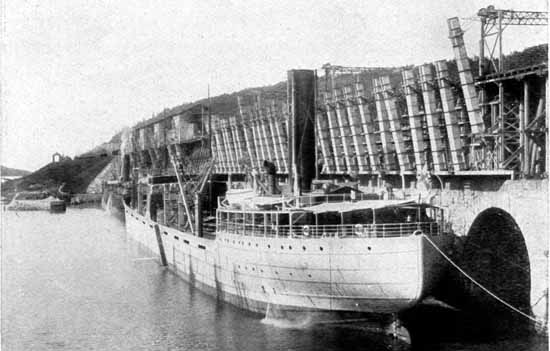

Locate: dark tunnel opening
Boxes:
[459,207,532,334]
[400,207,534,343]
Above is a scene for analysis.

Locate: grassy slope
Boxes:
[1,155,113,197]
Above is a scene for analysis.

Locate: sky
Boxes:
[1,0,547,171]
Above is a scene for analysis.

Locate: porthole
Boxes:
[281,245,284,250]
[302,246,306,251]
[289,246,292,250]
[320,247,324,251]
[268,245,271,249]
[368,246,372,251]
[289,272,293,276]
[255,243,259,247]
[308,274,312,278]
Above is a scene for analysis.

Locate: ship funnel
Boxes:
[287,69,316,194]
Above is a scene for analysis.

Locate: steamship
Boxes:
[119,70,452,317]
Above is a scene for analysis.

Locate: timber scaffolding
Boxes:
[122,6,547,181]
[213,96,290,175]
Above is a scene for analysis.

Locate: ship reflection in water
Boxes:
[2,209,546,351]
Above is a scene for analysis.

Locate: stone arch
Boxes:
[461,207,531,331]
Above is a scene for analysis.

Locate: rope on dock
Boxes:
[423,235,539,324]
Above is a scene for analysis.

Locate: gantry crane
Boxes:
[477,5,548,76]
[473,5,548,175]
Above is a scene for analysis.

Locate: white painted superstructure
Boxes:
[124,198,451,314]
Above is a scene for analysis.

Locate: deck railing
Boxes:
[217,221,441,238]
[219,192,409,209]
[294,192,385,207]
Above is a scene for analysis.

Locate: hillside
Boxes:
[1,155,113,198]
[1,165,31,177]
[139,44,548,122]
[4,44,543,200]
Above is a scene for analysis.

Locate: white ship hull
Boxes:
[124,204,450,315]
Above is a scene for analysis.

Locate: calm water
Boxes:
[1,209,547,351]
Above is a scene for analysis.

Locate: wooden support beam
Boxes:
[435,60,466,171]
[235,122,248,166]
[378,76,412,172]
[249,101,266,168]
[215,122,226,173]
[267,101,283,172]
[261,119,274,163]
[229,118,244,173]
[213,126,227,174]
[334,89,355,172]
[251,118,265,168]
[257,103,274,164]
[343,86,369,173]
[498,83,505,165]
[229,120,243,172]
[402,69,427,172]
[448,17,484,134]
[315,105,336,174]
[522,80,529,175]
[355,83,381,172]
[321,93,345,173]
[273,105,289,174]
[220,121,236,173]
[238,97,259,170]
[282,104,291,174]
[419,64,448,172]
[373,78,397,171]
[255,97,274,165]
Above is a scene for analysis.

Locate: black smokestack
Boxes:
[287,70,316,194]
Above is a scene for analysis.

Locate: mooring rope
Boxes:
[423,235,539,323]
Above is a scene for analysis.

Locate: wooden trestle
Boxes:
[126,18,546,180]
[206,61,544,177]
[210,97,291,175]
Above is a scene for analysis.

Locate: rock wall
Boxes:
[434,179,548,328]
